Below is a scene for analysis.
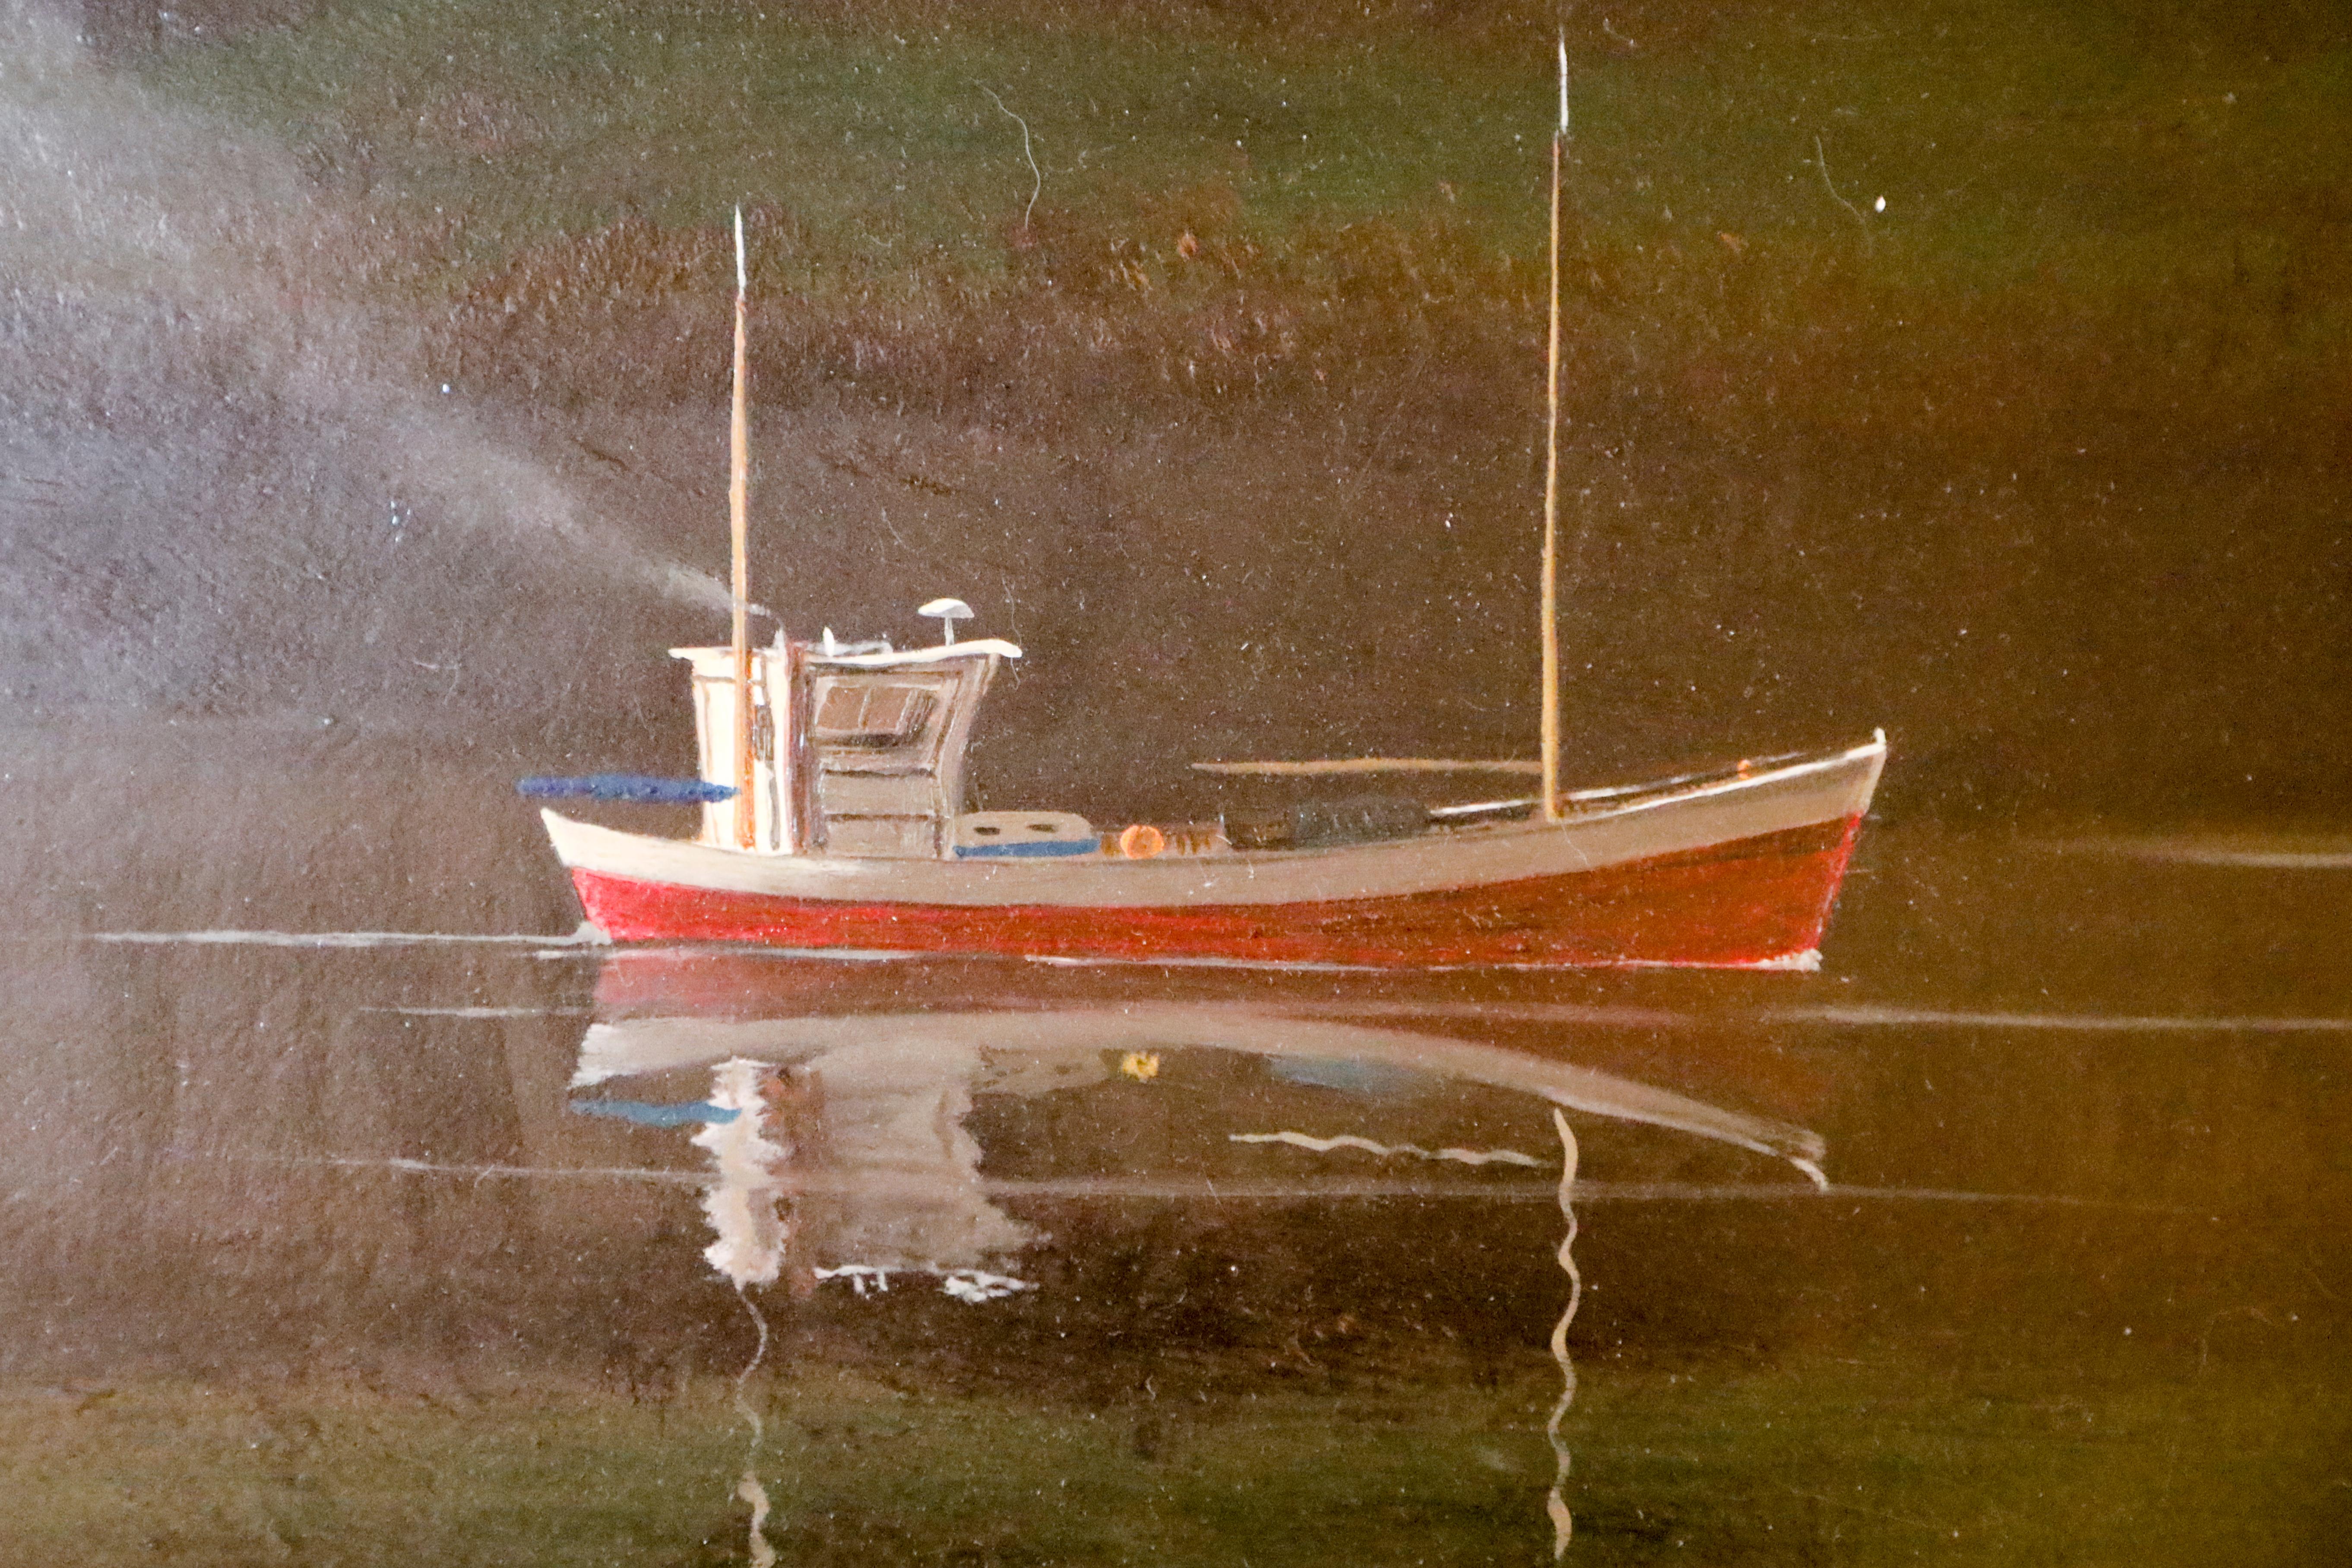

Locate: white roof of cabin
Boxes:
[814,638,1022,668]
[670,639,1022,669]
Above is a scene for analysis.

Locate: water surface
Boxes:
[3,823,2346,1564]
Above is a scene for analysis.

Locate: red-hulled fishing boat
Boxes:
[544,703,1882,969]
[537,95,1887,969]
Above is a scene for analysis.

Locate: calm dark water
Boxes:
[2,824,2347,1565]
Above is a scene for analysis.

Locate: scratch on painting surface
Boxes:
[1546,1109,1581,1557]
[1229,1130,1544,1167]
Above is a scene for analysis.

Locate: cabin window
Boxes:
[814,681,937,748]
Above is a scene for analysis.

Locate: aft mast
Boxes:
[729,207,757,849]
[1540,38,1568,823]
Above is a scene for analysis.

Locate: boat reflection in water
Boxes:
[567,954,1827,1284]
[576,1023,1042,1302]
[555,951,1829,1557]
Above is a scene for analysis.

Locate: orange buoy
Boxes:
[1117,823,1167,860]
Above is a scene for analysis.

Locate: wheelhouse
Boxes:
[671,632,1021,859]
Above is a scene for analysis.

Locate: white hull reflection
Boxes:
[560,998,1828,1306]
[575,1004,1827,1176]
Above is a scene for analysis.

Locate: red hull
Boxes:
[569,816,1863,969]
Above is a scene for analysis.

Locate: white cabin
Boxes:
[671,633,1022,859]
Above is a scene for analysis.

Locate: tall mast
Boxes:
[729,206,756,849]
[1540,38,1568,822]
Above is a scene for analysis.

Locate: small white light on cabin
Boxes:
[1874,196,1887,212]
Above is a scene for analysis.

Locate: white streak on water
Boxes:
[730,1280,776,1568]
[557,997,2352,1035]
[815,1264,893,1296]
[1230,1130,1545,1167]
[198,1153,2199,1210]
[1775,1005,2352,1033]
[89,922,606,949]
[939,1270,1036,1303]
[1287,1000,2352,1034]
[2042,837,2352,869]
[218,1153,708,1184]
[1278,1000,1693,1029]
[738,1473,776,1568]
[360,1005,594,1018]
[1545,1108,1580,1558]
[811,1264,1035,1302]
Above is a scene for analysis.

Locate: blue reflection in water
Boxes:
[570,1097,739,1128]
[1265,1055,1432,1096]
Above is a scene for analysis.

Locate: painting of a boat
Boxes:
[540,634,1883,969]
[538,144,1887,971]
